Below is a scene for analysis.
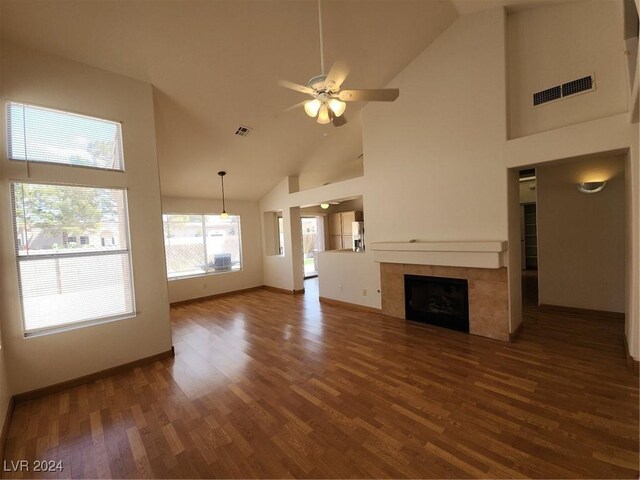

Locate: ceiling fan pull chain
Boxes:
[318,0,325,75]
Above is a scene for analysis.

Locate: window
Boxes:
[7,102,124,171]
[12,182,135,335]
[162,214,242,279]
[277,215,285,255]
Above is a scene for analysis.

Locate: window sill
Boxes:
[167,268,244,282]
[24,312,137,338]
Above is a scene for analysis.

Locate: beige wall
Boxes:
[507,169,523,333]
[0,45,172,394]
[628,0,640,359]
[0,349,10,436]
[363,7,508,244]
[161,197,264,303]
[507,0,628,139]
[537,155,626,312]
[0,8,12,433]
[317,251,381,309]
[297,114,364,192]
[261,178,298,291]
[626,123,639,357]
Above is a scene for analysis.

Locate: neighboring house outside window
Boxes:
[162,213,242,279]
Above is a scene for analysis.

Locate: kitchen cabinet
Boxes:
[329,235,342,250]
[327,211,362,250]
[329,214,342,236]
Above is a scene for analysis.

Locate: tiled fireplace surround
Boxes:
[372,242,510,341]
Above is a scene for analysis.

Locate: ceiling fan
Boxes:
[278,0,399,127]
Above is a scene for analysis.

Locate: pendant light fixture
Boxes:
[218,171,229,219]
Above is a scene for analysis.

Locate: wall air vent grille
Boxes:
[235,125,252,136]
[533,86,562,106]
[562,76,593,97]
[532,74,595,107]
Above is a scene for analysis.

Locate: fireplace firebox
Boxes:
[404,275,469,333]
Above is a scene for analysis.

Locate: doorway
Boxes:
[518,168,538,306]
[514,154,627,316]
[301,216,324,279]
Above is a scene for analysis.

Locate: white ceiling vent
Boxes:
[533,74,595,107]
[234,125,252,136]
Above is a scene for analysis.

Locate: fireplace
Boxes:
[404,275,469,333]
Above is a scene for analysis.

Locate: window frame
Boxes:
[10,180,137,338]
[162,212,244,281]
[6,100,126,173]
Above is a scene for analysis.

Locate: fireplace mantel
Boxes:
[370,241,507,269]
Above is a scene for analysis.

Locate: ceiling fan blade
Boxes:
[278,80,314,95]
[274,100,309,119]
[283,101,307,112]
[332,114,347,127]
[325,61,350,91]
[338,89,399,102]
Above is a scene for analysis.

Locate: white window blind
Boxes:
[7,102,124,171]
[162,214,242,279]
[12,182,135,335]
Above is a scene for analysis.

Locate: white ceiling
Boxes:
[0,0,577,200]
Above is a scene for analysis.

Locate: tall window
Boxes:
[162,214,242,279]
[7,102,124,171]
[277,215,285,255]
[12,183,135,335]
[6,101,134,336]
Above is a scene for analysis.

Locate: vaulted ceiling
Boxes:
[0,0,578,200]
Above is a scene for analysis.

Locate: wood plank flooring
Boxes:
[3,281,639,478]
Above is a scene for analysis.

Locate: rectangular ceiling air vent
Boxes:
[235,125,252,137]
[532,74,595,107]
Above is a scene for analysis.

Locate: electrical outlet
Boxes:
[362,289,367,296]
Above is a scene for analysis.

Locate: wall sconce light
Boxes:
[577,181,607,194]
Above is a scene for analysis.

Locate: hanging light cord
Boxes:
[318,0,325,75]
[220,173,226,213]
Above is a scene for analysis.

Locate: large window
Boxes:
[162,214,242,279]
[7,102,124,171]
[12,182,135,335]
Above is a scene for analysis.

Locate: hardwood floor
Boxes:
[3,284,639,478]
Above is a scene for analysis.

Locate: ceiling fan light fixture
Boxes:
[304,99,322,117]
[317,104,331,124]
[328,99,346,117]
